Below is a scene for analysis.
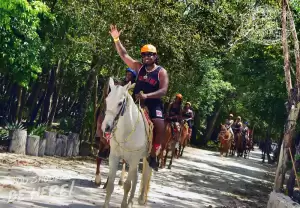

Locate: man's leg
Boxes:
[146,104,165,171]
[148,118,165,171]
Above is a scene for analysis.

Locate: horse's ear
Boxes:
[108,77,115,88]
[125,81,135,91]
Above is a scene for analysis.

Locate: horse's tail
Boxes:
[138,157,153,205]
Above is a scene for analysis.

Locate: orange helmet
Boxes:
[141,44,157,53]
[176,93,182,99]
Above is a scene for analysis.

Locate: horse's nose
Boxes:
[105,124,111,132]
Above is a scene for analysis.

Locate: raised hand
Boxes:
[109,25,122,39]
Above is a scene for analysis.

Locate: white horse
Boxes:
[101,77,152,208]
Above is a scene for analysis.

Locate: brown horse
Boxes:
[235,131,243,157]
[218,124,232,157]
[178,119,190,158]
[159,121,180,169]
[243,135,252,159]
[94,111,127,188]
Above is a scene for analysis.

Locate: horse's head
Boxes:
[220,124,226,131]
[101,77,134,135]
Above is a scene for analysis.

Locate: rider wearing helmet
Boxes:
[125,67,137,84]
[109,25,169,171]
[167,94,183,138]
[182,102,194,140]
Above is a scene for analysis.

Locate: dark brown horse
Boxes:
[159,121,180,169]
[234,130,243,157]
[178,119,190,158]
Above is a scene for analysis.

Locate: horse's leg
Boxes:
[158,148,164,169]
[168,141,176,169]
[103,177,109,189]
[164,142,169,169]
[95,156,102,186]
[121,162,138,208]
[103,155,119,208]
[127,163,139,207]
[139,157,153,205]
[177,143,181,159]
[180,135,188,157]
[119,161,126,186]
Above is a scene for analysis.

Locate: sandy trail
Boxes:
[0,146,275,208]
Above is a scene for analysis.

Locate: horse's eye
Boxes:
[118,102,122,107]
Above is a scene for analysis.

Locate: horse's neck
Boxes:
[119,95,140,132]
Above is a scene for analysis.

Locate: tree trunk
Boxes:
[26,135,40,156]
[8,129,27,154]
[17,87,27,123]
[282,0,292,100]
[286,0,300,98]
[74,54,101,139]
[204,103,222,142]
[91,75,98,144]
[41,60,62,124]
[15,85,23,123]
[44,131,57,156]
[48,60,63,126]
[274,103,300,192]
[29,91,46,126]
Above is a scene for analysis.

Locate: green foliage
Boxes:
[28,123,48,137]
[0,0,299,143]
[5,121,25,131]
[0,0,52,87]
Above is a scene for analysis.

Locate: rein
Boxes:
[105,94,146,153]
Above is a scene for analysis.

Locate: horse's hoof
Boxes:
[103,183,107,189]
[167,166,171,169]
[138,195,146,205]
[95,174,101,186]
[118,180,124,186]
[121,201,128,208]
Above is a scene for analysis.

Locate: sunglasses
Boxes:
[141,52,155,57]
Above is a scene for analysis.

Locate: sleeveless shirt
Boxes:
[133,65,162,106]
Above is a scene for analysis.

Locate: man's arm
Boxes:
[146,68,169,99]
[114,40,142,71]
[110,25,142,72]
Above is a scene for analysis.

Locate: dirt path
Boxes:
[0,146,275,208]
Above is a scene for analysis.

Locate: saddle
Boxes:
[139,106,154,154]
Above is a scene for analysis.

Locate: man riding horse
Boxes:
[225,114,235,140]
[233,116,243,156]
[182,101,194,142]
[166,94,183,139]
[110,25,169,171]
[241,121,250,158]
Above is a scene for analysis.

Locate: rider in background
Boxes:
[242,121,250,150]
[109,25,169,171]
[233,116,243,134]
[166,94,183,138]
[182,102,194,141]
[225,114,235,139]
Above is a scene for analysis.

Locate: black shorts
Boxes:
[146,103,164,119]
